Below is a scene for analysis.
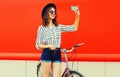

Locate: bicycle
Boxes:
[36,43,84,77]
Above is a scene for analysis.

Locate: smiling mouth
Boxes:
[51,14,55,17]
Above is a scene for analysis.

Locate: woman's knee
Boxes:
[52,63,61,77]
[41,62,52,76]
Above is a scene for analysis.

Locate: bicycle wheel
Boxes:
[64,70,84,77]
[36,63,42,77]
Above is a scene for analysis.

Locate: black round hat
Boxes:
[42,3,56,19]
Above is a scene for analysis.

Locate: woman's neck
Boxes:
[49,19,53,27]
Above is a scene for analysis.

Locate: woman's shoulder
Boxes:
[58,24,63,26]
[57,24,64,27]
[38,25,44,29]
[37,25,44,32]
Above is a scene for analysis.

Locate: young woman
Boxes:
[36,3,80,77]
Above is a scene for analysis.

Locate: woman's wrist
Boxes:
[76,10,80,16]
[39,44,51,49]
[48,45,52,48]
[47,45,54,48]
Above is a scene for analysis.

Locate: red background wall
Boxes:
[0,0,120,60]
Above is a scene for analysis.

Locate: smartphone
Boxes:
[71,6,78,11]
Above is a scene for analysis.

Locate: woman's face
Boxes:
[48,7,56,20]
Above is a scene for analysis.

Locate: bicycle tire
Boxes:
[64,70,84,77]
[36,63,42,77]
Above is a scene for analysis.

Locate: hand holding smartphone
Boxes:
[71,6,78,11]
[71,6,80,15]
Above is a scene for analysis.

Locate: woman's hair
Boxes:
[42,3,58,27]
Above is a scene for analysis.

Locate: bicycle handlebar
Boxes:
[74,43,85,48]
[61,43,84,52]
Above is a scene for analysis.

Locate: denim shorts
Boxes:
[40,48,61,62]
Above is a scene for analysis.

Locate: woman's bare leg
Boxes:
[41,62,52,77]
[52,62,61,77]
